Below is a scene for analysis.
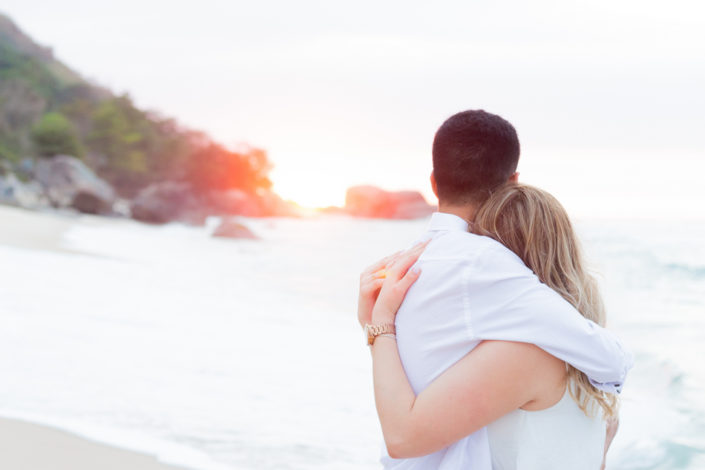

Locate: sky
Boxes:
[2,0,704,218]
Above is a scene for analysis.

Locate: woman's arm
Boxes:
[367,247,553,458]
[372,337,552,458]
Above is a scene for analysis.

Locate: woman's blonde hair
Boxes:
[472,183,618,418]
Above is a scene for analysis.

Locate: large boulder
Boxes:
[345,186,390,217]
[34,155,116,214]
[212,218,259,240]
[130,182,205,225]
[387,191,437,219]
[202,189,262,217]
[345,185,435,219]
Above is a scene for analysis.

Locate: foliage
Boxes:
[0,141,19,162]
[0,42,59,100]
[88,96,149,173]
[0,13,272,198]
[31,112,84,157]
[187,143,272,195]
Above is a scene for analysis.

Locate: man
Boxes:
[359,110,631,469]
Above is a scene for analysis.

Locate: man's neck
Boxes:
[437,203,479,224]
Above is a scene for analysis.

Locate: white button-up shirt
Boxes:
[381,212,632,470]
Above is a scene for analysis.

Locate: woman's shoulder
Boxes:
[510,343,568,412]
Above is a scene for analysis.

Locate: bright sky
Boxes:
[2,1,704,218]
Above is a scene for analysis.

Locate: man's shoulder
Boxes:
[425,230,527,268]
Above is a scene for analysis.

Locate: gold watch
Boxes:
[364,323,396,346]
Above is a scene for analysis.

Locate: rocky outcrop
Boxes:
[318,205,346,216]
[203,189,298,218]
[33,155,116,214]
[0,172,47,208]
[212,219,259,239]
[345,185,435,219]
[130,183,299,225]
[130,182,205,225]
[201,189,261,217]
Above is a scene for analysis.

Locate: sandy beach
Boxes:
[0,204,134,253]
[0,205,71,250]
[0,417,193,470]
[0,206,197,470]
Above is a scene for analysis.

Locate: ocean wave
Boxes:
[662,263,705,280]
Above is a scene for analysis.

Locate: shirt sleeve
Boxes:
[464,244,633,394]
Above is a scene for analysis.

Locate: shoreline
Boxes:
[0,204,75,252]
[0,416,195,470]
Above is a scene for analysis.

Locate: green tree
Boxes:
[30,111,84,157]
[88,96,147,173]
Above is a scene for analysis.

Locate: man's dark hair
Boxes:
[432,110,520,205]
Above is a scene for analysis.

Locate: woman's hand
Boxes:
[370,241,429,325]
[358,252,402,328]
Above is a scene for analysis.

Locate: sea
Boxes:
[0,213,704,469]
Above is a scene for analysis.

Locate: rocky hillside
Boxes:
[0,13,293,223]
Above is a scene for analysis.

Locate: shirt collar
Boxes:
[426,212,470,233]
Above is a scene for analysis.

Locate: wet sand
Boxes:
[0,417,193,470]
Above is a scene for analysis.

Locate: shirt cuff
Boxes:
[588,378,623,394]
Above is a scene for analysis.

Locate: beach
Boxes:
[0,417,192,470]
[0,206,197,470]
[1,205,704,469]
[0,205,73,252]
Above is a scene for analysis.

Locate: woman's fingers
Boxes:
[362,274,385,292]
[388,240,430,279]
[363,240,428,288]
[396,266,422,294]
[363,251,402,278]
[384,251,404,269]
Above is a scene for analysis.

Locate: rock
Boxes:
[345,185,391,218]
[112,198,132,218]
[204,189,300,218]
[344,185,435,219]
[212,219,259,239]
[130,182,205,225]
[388,191,437,219]
[318,205,346,215]
[130,184,299,225]
[0,172,49,208]
[255,191,300,217]
[70,190,110,215]
[16,158,35,180]
[34,155,116,214]
[202,189,261,216]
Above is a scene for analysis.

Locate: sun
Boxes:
[270,171,347,209]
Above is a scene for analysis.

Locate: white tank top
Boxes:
[487,384,606,470]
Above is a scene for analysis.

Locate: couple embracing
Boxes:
[358,110,632,470]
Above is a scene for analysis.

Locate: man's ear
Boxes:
[430,171,439,198]
[508,172,519,183]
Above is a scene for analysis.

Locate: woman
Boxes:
[358,183,619,469]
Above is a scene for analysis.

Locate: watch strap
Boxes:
[365,322,396,345]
